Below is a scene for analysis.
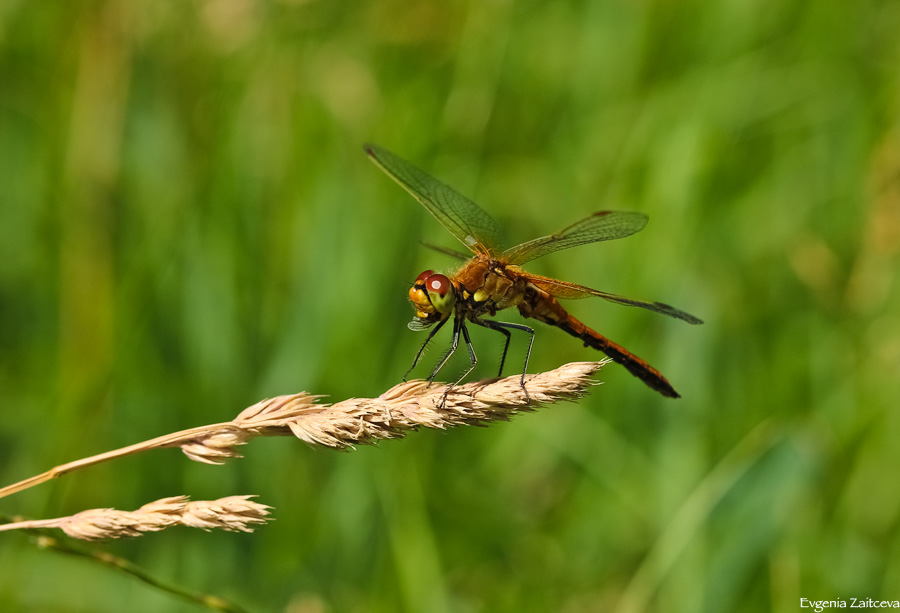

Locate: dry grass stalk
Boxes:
[0,361,608,499]
[0,496,272,540]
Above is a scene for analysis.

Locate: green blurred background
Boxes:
[1,1,899,611]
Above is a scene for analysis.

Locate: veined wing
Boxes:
[365,144,503,253]
[503,211,647,265]
[523,273,704,324]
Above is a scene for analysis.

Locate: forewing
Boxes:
[524,274,704,324]
[365,144,503,253]
[503,211,648,264]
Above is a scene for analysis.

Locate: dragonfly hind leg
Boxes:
[480,322,512,376]
[471,319,535,402]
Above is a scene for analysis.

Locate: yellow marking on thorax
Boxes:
[452,258,542,313]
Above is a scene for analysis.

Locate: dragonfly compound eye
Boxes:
[414,269,435,286]
[424,273,455,315]
[424,274,450,296]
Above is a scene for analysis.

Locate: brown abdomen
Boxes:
[519,287,681,398]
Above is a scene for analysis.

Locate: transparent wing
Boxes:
[365,144,503,253]
[408,317,435,331]
[523,273,704,324]
[503,211,648,265]
[420,241,470,261]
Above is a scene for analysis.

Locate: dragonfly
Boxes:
[364,144,703,400]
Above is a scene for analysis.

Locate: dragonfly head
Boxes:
[408,270,456,321]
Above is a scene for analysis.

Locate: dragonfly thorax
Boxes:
[408,270,457,319]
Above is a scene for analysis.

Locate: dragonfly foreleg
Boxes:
[471,319,534,402]
[426,315,463,385]
[404,317,450,381]
[440,319,478,408]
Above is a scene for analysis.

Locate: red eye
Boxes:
[425,273,451,296]
[415,270,434,285]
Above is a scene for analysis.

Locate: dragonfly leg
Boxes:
[440,320,478,408]
[469,318,511,376]
[426,315,462,386]
[404,317,449,381]
[472,319,534,402]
